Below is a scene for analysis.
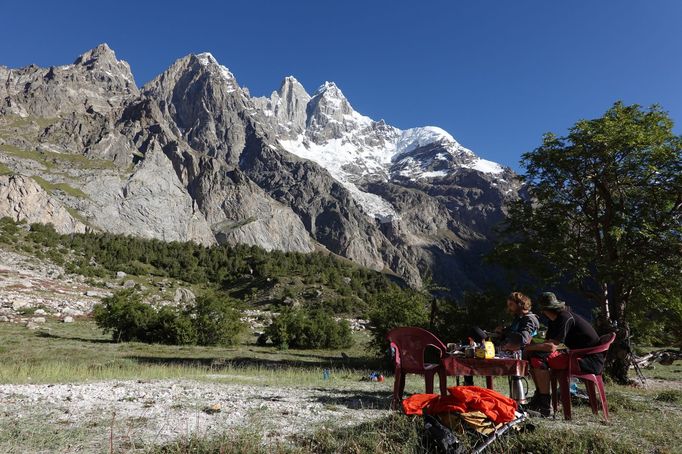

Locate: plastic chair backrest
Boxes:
[387,327,447,371]
[568,332,616,358]
[568,332,616,375]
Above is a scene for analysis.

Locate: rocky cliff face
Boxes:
[0,44,520,293]
[0,175,86,234]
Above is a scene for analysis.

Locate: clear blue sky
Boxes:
[2,0,681,171]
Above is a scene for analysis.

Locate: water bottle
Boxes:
[569,378,578,395]
[509,376,528,404]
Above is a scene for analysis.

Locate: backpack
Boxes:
[422,414,464,454]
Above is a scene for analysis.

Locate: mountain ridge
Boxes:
[0,44,521,293]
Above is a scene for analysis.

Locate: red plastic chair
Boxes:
[550,332,616,421]
[387,327,448,409]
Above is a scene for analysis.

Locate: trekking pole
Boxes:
[471,413,528,454]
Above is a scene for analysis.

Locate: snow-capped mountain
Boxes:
[254,79,507,221]
[1,45,521,294]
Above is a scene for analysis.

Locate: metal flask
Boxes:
[509,376,528,404]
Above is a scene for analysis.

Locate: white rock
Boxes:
[116,271,127,279]
[12,301,30,311]
[32,317,46,324]
[63,316,74,323]
[62,307,83,317]
[34,309,47,316]
[122,280,136,289]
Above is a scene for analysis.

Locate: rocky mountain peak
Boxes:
[0,43,137,117]
[305,81,372,143]
[252,76,310,139]
[191,52,239,94]
[73,43,116,65]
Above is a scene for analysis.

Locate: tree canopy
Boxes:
[495,102,682,382]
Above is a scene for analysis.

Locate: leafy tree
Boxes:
[368,287,430,352]
[264,308,353,349]
[191,295,244,346]
[433,290,509,344]
[495,102,682,382]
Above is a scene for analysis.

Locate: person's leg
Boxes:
[462,327,486,387]
[533,368,551,394]
[526,352,559,416]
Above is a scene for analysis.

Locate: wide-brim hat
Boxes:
[539,292,565,311]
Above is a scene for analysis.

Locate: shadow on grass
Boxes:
[310,388,393,410]
[258,349,387,368]
[35,331,113,344]
[127,355,383,372]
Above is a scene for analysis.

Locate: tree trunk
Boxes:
[604,286,631,384]
[605,324,631,384]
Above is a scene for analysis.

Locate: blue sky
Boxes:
[2,0,680,171]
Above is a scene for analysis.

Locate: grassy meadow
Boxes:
[0,318,680,453]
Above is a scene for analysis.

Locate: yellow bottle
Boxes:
[475,340,496,359]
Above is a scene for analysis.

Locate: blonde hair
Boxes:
[508,292,532,311]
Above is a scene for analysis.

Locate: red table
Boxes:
[441,355,528,390]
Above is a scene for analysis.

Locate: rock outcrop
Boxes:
[0,175,86,233]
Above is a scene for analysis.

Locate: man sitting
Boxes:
[524,292,605,416]
[464,292,539,386]
[497,291,539,352]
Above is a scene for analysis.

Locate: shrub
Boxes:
[191,295,244,346]
[368,287,430,352]
[93,290,243,346]
[149,306,198,345]
[264,308,353,349]
[93,289,156,342]
[28,222,60,247]
[432,290,508,345]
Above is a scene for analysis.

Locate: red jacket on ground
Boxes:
[402,386,518,423]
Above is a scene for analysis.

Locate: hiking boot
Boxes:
[525,393,552,417]
[524,390,540,408]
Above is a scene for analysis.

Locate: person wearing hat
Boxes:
[523,292,604,417]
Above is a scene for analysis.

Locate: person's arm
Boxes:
[524,339,561,353]
[516,314,539,346]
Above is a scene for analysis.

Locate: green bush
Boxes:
[28,222,60,247]
[264,308,353,349]
[93,290,156,342]
[368,287,430,352]
[93,290,243,346]
[191,295,244,346]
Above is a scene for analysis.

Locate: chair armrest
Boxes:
[426,343,446,359]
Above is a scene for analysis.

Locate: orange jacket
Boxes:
[402,386,518,423]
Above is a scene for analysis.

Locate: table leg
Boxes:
[486,376,493,389]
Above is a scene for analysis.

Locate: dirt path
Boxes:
[0,379,393,453]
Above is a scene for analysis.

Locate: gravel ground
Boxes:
[0,379,393,452]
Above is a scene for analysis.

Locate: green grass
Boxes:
[0,319,383,386]
[30,175,89,198]
[0,143,115,171]
[0,162,13,175]
[0,319,680,453]
[0,114,57,130]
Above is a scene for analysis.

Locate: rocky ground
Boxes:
[0,248,103,327]
[0,245,386,452]
[0,379,392,452]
